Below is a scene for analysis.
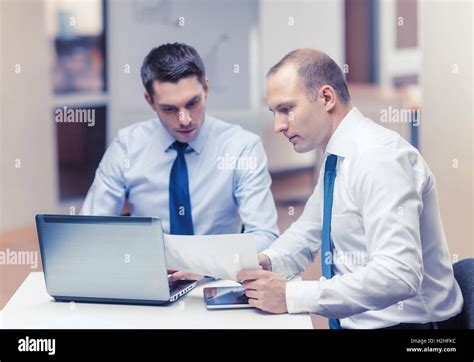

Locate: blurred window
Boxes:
[46,0,107,201]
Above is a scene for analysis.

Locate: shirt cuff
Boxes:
[285,280,323,314]
[260,248,288,277]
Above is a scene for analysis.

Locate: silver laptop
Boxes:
[35,214,196,305]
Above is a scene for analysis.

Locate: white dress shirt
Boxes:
[80,114,279,251]
[262,107,463,329]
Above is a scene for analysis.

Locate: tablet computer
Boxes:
[203,286,254,309]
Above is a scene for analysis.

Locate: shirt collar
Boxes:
[325,106,366,158]
[156,113,211,155]
[187,113,210,155]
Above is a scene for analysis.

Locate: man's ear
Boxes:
[319,85,336,112]
[144,91,157,112]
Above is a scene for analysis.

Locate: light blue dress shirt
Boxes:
[80,114,279,251]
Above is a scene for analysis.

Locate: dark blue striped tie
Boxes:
[169,141,194,235]
[321,154,341,329]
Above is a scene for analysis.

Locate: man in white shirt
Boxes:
[238,48,463,329]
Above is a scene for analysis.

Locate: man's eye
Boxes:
[162,108,176,113]
[280,108,290,114]
[187,98,199,108]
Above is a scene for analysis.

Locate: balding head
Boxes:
[267,49,350,104]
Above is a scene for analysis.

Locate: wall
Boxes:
[378,0,421,87]
[259,0,345,171]
[0,0,58,232]
[420,0,473,259]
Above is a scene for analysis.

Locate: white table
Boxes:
[1,272,312,329]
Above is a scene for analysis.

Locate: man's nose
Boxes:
[178,110,192,127]
[273,116,288,133]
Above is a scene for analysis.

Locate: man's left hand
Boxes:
[237,269,287,314]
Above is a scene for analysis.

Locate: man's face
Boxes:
[266,65,332,153]
[145,75,209,143]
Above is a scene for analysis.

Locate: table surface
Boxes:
[0,272,312,329]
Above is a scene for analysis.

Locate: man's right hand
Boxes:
[167,269,204,282]
[258,254,272,271]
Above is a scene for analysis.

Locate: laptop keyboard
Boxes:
[168,279,194,293]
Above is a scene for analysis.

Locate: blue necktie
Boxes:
[321,154,341,329]
[169,141,194,235]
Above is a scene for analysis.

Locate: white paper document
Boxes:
[163,233,259,280]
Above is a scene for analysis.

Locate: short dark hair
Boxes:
[141,43,206,96]
[267,48,350,103]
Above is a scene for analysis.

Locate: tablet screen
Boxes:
[204,286,250,306]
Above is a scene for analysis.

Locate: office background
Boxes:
[1,0,472,327]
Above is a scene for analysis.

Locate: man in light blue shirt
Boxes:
[81,43,279,279]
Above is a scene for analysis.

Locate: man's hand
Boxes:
[237,268,287,314]
[168,270,205,283]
